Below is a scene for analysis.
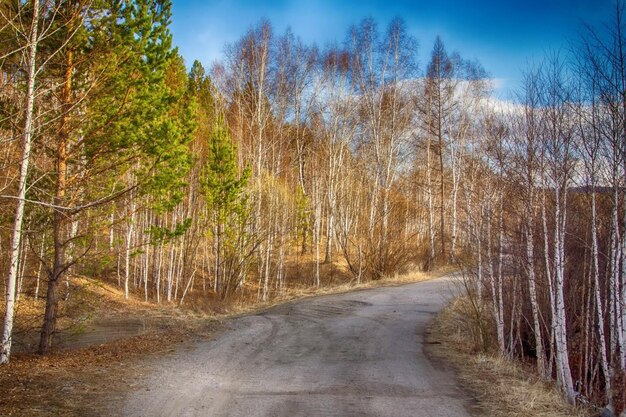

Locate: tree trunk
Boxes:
[1,0,40,364]
[124,201,134,300]
[553,187,575,403]
[39,48,73,355]
[525,203,547,378]
[591,190,612,402]
[426,136,436,264]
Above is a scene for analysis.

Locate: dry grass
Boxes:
[427,297,592,417]
[3,262,442,355]
[225,267,443,316]
[2,275,216,354]
[0,277,224,416]
[0,321,220,416]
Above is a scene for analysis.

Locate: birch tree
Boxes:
[348,18,417,277]
[1,0,41,365]
[539,56,576,403]
[513,68,549,378]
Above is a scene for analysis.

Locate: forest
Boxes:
[1,0,625,413]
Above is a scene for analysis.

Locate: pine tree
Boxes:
[36,0,192,353]
[202,117,251,299]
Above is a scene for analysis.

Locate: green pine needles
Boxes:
[203,117,253,298]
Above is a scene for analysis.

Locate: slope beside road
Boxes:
[122,276,473,417]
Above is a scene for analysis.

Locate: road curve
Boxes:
[123,276,472,417]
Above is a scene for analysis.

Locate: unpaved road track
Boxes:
[123,276,472,417]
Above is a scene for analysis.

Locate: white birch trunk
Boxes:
[475,200,484,302]
[542,186,558,381]
[486,196,505,354]
[553,187,575,403]
[496,195,506,354]
[314,182,322,288]
[450,170,459,262]
[124,196,135,300]
[143,212,151,302]
[591,190,612,401]
[622,200,626,370]
[34,234,45,301]
[426,138,436,262]
[524,200,547,378]
[124,218,133,300]
[1,0,40,364]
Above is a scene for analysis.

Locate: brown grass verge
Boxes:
[427,297,593,417]
[226,267,446,316]
[0,275,222,417]
[0,322,220,417]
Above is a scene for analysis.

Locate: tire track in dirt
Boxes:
[122,276,472,417]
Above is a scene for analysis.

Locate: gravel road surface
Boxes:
[123,276,472,417]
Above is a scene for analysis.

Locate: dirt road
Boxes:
[122,276,472,417]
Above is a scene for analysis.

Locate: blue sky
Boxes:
[170,0,615,99]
